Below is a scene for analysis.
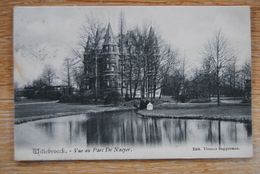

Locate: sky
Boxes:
[14,6,251,87]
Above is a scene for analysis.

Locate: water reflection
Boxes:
[15,110,252,147]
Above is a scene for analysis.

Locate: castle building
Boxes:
[83,23,120,97]
[83,23,161,99]
[99,23,120,93]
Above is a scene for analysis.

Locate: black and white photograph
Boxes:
[14,6,252,160]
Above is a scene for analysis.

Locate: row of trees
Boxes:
[73,13,178,100]
[21,14,251,104]
[118,25,178,99]
[161,31,251,104]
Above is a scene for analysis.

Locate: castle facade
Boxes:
[83,23,121,97]
[83,23,161,99]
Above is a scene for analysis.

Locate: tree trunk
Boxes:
[95,53,98,103]
[120,57,124,97]
[153,84,156,99]
[129,66,133,99]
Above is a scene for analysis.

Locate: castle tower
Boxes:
[83,36,94,91]
[98,23,120,94]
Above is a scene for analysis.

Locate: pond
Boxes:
[15,110,252,148]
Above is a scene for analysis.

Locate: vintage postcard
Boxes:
[14,6,252,160]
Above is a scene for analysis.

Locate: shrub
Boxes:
[179,94,187,103]
[59,94,80,103]
[189,98,211,103]
[104,91,122,105]
[125,93,130,101]
[120,99,140,108]
[59,91,98,104]
[80,91,96,104]
[139,99,149,109]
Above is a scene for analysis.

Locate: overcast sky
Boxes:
[14,6,251,87]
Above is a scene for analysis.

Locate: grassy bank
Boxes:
[15,101,135,124]
[15,99,251,124]
[138,104,251,123]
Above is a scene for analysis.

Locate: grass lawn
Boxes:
[138,105,251,122]
[15,102,121,119]
[15,99,251,123]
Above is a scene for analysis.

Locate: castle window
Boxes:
[107,80,110,87]
[104,45,109,51]
[111,66,115,71]
[106,64,110,69]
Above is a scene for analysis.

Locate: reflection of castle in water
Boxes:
[34,111,252,146]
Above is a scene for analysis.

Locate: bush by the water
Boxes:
[120,99,140,108]
[104,91,122,105]
[189,98,211,103]
[59,91,97,104]
[59,94,81,103]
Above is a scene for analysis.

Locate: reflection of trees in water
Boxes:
[229,122,238,143]
[76,111,189,146]
[218,121,221,146]
[174,119,185,142]
[204,120,253,146]
[244,123,252,137]
[204,120,218,144]
[44,111,251,146]
[144,118,164,145]
[68,121,84,145]
[160,119,187,144]
[69,121,72,144]
[35,122,54,138]
[80,114,250,146]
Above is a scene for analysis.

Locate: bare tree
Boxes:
[122,25,179,100]
[222,57,238,96]
[61,57,74,94]
[241,60,251,100]
[71,14,180,102]
[72,16,106,102]
[203,30,235,106]
[72,64,85,93]
[41,64,57,86]
[125,28,144,99]
[241,59,251,81]
[71,15,106,71]
[154,43,179,98]
[201,55,214,99]
[118,11,127,96]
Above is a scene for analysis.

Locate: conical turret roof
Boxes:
[103,23,116,45]
[84,36,92,56]
[86,36,92,48]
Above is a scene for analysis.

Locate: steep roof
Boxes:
[103,23,116,45]
[84,36,92,56]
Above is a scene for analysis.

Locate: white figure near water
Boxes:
[147,102,153,110]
